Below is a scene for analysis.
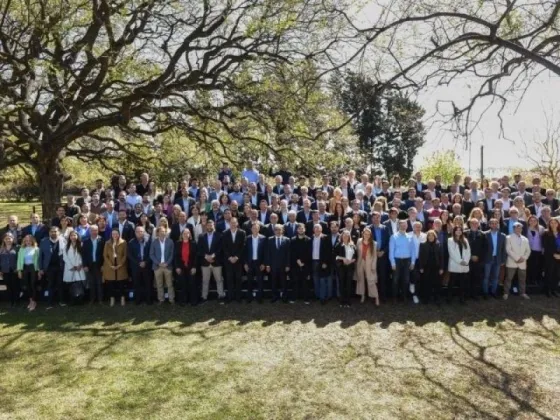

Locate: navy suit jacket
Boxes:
[38,237,63,271]
[483,230,507,265]
[265,236,291,271]
[82,237,105,268]
[22,224,48,244]
[245,234,266,265]
[197,232,224,267]
[367,224,390,254]
[128,238,152,274]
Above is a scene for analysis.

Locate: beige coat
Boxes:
[102,239,128,281]
[355,238,378,298]
[505,234,531,269]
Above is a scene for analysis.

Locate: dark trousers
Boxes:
[87,264,103,303]
[269,269,287,301]
[544,261,560,294]
[247,261,264,301]
[108,280,127,299]
[468,260,484,298]
[376,253,388,300]
[22,265,37,301]
[292,264,311,301]
[46,266,63,305]
[337,263,355,305]
[392,258,411,300]
[419,267,441,302]
[177,268,197,305]
[225,261,243,302]
[133,266,152,304]
[527,251,543,286]
[449,272,468,302]
[3,271,19,304]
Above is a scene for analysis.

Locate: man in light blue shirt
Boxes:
[389,220,416,302]
[242,162,260,184]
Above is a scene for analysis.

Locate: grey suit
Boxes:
[149,238,175,302]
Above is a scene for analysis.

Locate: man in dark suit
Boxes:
[263,213,281,238]
[339,177,355,202]
[222,218,247,303]
[197,220,225,302]
[305,210,328,238]
[39,227,64,307]
[481,189,495,216]
[22,213,48,244]
[82,225,105,304]
[290,223,312,303]
[465,218,486,300]
[502,207,528,236]
[296,199,313,224]
[169,212,194,242]
[528,191,545,217]
[511,181,532,206]
[483,219,507,298]
[173,189,196,216]
[128,226,153,305]
[265,224,291,303]
[309,224,332,304]
[283,211,298,239]
[319,175,334,198]
[414,172,427,193]
[369,211,390,301]
[543,189,559,213]
[383,208,400,237]
[244,222,267,303]
[116,209,135,242]
[50,206,67,229]
[257,200,271,225]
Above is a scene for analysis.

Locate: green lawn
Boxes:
[0,201,42,226]
[0,297,559,419]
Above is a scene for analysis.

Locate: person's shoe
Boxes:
[521,294,530,300]
[412,295,420,304]
[360,295,365,303]
[503,294,508,300]
[110,297,115,307]
[169,301,175,305]
[59,302,67,307]
[512,287,518,294]
[121,297,126,306]
[199,299,208,305]
[491,294,499,300]
[46,305,54,311]
[271,297,278,303]
[552,291,559,297]
[304,300,310,305]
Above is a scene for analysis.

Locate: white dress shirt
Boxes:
[312,236,321,260]
[159,240,166,263]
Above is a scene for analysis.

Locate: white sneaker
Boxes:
[521,294,530,300]
[513,287,518,294]
[503,294,508,300]
[412,295,420,304]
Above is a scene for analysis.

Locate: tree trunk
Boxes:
[37,156,64,221]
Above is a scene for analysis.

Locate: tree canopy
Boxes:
[0,0,356,214]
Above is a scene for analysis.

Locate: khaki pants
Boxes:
[201,265,224,299]
[504,267,527,295]
[154,267,175,302]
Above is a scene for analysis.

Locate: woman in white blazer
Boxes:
[62,231,86,303]
[447,226,471,304]
[504,223,532,300]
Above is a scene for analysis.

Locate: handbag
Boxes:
[69,267,86,298]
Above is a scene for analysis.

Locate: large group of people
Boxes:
[1,163,560,312]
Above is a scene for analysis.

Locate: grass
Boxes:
[0,201,42,226]
[0,297,559,419]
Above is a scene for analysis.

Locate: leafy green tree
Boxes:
[0,0,354,216]
[419,151,464,185]
[333,71,426,179]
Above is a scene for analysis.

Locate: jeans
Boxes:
[312,261,329,301]
[483,256,501,295]
[392,258,411,300]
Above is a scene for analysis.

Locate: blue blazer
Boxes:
[265,236,291,271]
[82,237,105,268]
[38,237,62,271]
[367,224,390,254]
[23,224,48,244]
[128,238,152,274]
[245,234,266,265]
[483,230,507,265]
[149,238,174,270]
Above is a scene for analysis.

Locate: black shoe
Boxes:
[271,297,278,303]
[200,299,208,305]
[491,294,499,300]
[552,291,559,297]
